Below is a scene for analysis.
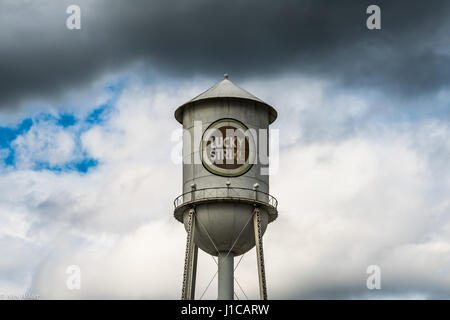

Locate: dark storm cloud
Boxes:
[1,0,449,109]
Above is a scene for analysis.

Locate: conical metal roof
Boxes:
[174,75,277,124]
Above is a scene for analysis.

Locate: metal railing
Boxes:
[173,187,278,209]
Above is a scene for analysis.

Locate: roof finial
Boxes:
[224,73,229,80]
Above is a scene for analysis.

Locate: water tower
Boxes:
[173,75,278,300]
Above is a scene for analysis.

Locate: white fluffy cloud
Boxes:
[12,122,76,169]
[1,75,449,299]
[268,133,450,298]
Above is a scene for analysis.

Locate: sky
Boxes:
[0,0,450,299]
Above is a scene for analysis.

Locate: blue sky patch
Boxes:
[58,114,77,127]
[86,104,111,124]
[0,81,126,172]
[85,79,125,125]
[0,118,33,166]
[33,158,98,173]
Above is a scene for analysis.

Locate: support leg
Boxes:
[188,243,198,299]
[218,252,234,300]
[253,208,268,300]
[181,209,198,300]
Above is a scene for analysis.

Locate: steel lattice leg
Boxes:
[253,208,268,300]
[181,208,198,300]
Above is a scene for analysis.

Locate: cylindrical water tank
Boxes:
[174,75,278,256]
